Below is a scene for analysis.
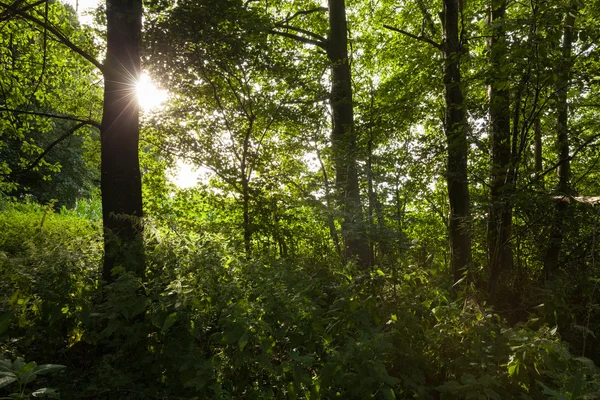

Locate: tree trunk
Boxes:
[534,117,543,186]
[316,145,342,257]
[367,118,376,266]
[101,0,144,282]
[442,0,472,284]
[487,0,514,302]
[327,0,369,268]
[242,177,251,257]
[544,4,576,280]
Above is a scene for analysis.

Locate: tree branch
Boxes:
[270,29,328,50]
[5,121,93,177]
[275,23,327,43]
[0,0,104,73]
[383,24,442,50]
[525,132,600,189]
[279,7,327,24]
[0,0,42,22]
[0,107,101,128]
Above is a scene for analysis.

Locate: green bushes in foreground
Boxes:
[0,202,598,399]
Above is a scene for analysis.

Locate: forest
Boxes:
[0,0,599,398]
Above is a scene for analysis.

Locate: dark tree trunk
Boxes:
[327,0,369,268]
[442,0,472,284]
[534,118,543,184]
[366,118,376,266]
[487,0,514,302]
[101,0,144,282]
[544,4,576,280]
[242,177,251,257]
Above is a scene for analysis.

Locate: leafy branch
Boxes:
[2,121,98,177]
[0,0,104,72]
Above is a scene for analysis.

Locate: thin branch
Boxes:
[275,23,327,43]
[0,0,104,72]
[0,107,101,128]
[269,29,328,50]
[278,7,327,25]
[524,131,600,189]
[27,0,48,108]
[383,24,442,50]
[0,0,45,22]
[5,122,92,177]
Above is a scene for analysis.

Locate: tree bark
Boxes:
[101,0,144,282]
[442,0,472,284]
[543,4,576,280]
[327,0,370,268]
[487,0,514,302]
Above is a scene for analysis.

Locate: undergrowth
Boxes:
[0,200,598,399]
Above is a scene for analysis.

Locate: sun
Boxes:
[136,72,168,111]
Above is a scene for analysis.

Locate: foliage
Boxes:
[0,354,65,400]
[0,1,101,207]
[2,0,600,398]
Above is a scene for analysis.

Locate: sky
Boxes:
[63,0,99,25]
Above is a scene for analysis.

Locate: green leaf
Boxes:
[381,386,396,400]
[18,362,36,375]
[33,364,66,376]
[238,331,249,351]
[128,296,147,318]
[0,360,14,374]
[0,313,13,335]
[376,269,385,277]
[0,376,16,389]
[483,388,500,400]
[11,358,26,373]
[32,388,60,398]
[161,312,178,333]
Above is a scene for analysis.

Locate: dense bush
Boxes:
[1,202,598,399]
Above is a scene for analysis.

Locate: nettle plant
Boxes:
[0,355,65,399]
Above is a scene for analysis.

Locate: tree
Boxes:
[441,0,473,284]
[100,0,144,280]
[487,0,514,302]
[270,0,370,268]
[0,0,145,281]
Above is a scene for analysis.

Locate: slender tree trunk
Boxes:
[327,0,369,268]
[487,0,514,301]
[101,0,144,282]
[544,4,576,280]
[534,117,543,187]
[367,119,376,266]
[442,0,472,284]
[316,145,342,257]
[242,179,251,257]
